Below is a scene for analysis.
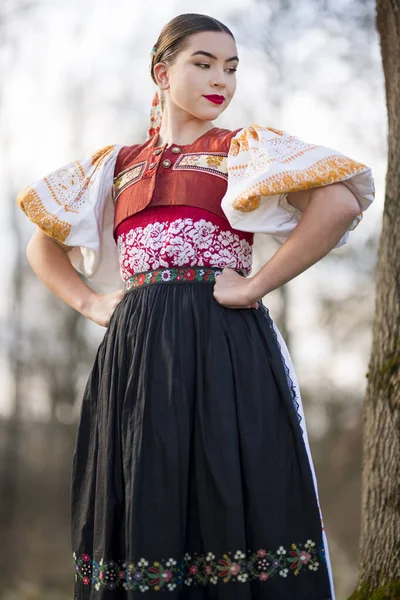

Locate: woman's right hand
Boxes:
[83,289,125,327]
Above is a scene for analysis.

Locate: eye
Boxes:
[195,63,237,74]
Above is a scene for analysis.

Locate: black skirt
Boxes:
[71,270,333,599]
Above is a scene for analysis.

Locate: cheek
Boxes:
[171,79,190,102]
[186,68,205,88]
[174,70,199,95]
[226,79,236,99]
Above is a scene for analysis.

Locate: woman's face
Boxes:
[155,31,239,121]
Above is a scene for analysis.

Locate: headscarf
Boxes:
[146,90,163,140]
[147,44,163,140]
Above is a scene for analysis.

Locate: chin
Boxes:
[190,112,221,122]
[202,106,227,119]
[186,103,226,122]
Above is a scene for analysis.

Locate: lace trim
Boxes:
[258,302,303,433]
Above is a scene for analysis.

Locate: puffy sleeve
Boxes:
[222,124,375,247]
[16,144,123,293]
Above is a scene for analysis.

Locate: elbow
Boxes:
[336,183,362,221]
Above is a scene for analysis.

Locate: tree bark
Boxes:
[349,0,400,596]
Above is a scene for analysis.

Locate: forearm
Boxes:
[26,229,97,316]
[248,183,361,299]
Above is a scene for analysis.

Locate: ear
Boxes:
[153,62,170,91]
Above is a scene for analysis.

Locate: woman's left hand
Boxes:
[213,268,260,309]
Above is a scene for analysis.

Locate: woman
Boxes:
[17,12,374,600]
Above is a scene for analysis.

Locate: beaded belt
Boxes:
[123,266,244,293]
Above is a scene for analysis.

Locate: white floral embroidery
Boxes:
[206,552,215,561]
[187,219,217,249]
[141,222,165,250]
[117,217,253,280]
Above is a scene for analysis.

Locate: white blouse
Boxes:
[16,124,375,294]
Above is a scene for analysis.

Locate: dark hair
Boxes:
[150,13,235,107]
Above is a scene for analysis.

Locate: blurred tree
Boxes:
[349,0,400,597]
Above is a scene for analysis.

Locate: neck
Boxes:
[156,102,215,147]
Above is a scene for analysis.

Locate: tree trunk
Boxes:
[349,1,400,597]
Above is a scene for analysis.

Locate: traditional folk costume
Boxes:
[17,89,374,599]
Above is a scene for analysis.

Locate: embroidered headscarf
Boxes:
[147,44,163,140]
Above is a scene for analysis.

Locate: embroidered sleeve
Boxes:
[222,124,375,246]
[16,144,123,293]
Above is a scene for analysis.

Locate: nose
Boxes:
[211,69,227,89]
[212,78,226,90]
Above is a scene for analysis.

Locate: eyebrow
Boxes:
[190,50,239,63]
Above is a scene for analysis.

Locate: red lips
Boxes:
[203,95,225,105]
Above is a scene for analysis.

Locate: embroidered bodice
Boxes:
[115,205,254,280]
[113,127,254,281]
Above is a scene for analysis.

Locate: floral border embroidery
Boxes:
[73,539,326,592]
[173,152,228,180]
[117,218,253,280]
[123,266,227,292]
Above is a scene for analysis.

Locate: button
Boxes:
[154,149,162,155]
[162,159,172,168]
[171,146,182,154]
[148,162,156,169]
